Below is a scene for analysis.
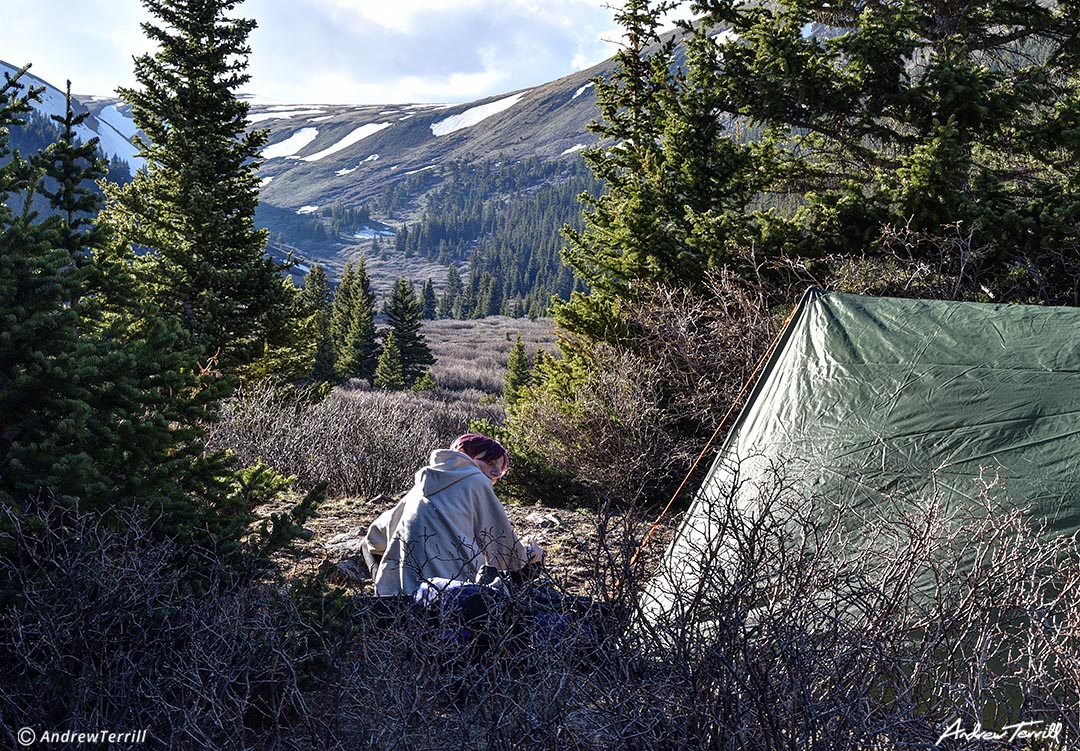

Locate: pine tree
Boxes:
[373,329,405,390]
[103,0,294,375]
[554,0,756,349]
[333,258,377,381]
[437,264,463,318]
[531,348,552,380]
[454,281,473,321]
[338,293,378,382]
[0,82,91,503]
[300,265,335,381]
[383,277,436,386]
[243,276,315,382]
[329,261,356,361]
[471,272,503,318]
[106,154,133,185]
[0,74,125,506]
[421,277,437,319]
[503,334,532,408]
[411,370,437,393]
[0,73,231,538]
[38,82,106,280]
[691,0,1080,303]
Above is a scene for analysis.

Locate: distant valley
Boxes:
[3,53,614,314]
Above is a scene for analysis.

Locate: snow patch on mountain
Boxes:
[94,119,144,169]
[0,61,143,169]
[404,165,437,175]
[430,93,526,137]
[249,108,326,123]
[301,123,392,162]
[353,226,395,239]
[712,29,740,45]
[264,127,319,159]
[97,104,137,139]
[560,143,587,155]
[337,154,379,176]
[296,205,320,215]
[572,82,594,100]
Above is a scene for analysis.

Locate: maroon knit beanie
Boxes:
[450,433,509,470]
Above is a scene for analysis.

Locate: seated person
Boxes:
[362,433,543,597]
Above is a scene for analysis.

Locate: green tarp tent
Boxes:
[643,289,1080,619]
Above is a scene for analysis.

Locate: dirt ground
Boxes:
[266,493,660,598]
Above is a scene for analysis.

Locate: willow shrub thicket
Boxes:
[206,383,504,499]
[4,466,1077,749]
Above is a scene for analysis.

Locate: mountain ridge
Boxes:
[3,46,626,305]
[246,55,609,211]
[0,61,145,170]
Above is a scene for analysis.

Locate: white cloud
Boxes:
[0,0,148,96]
[0,0,624,105]
[326,0,486,33]
[246,0,620,103]
[570,53,592,72]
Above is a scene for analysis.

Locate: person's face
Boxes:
[474,456,509,484]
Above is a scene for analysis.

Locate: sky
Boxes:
[0,0,638,105]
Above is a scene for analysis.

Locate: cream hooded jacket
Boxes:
[362,449,529,596]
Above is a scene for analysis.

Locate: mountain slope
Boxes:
[4,47,624,305]
[1,60,144,169]
[249,58,608,212]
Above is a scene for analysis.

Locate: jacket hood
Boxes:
[417,449,486,495]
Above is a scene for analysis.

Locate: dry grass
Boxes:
[207,317,557,499]
[424,316,558,395]
[207,385,503,499]
[310,241,452,301]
